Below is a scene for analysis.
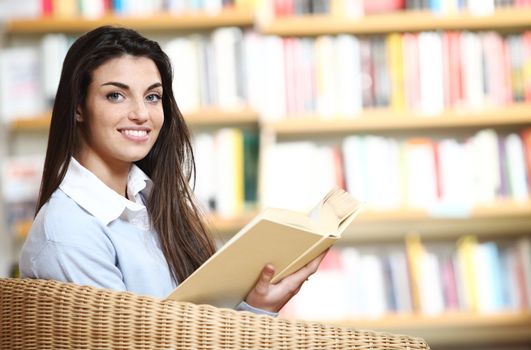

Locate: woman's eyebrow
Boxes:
[100,82,162,91]
[101,81,129,89]
[147,82,162,91]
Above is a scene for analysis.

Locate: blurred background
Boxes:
[1,0,531,349]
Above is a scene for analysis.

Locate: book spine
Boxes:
[405,235,424,313]
[524,32,531,102]
[243,131,259,205]
[387,33,406,112]
[505,133,529,201]
[456,236,479,312]
[372,37,391,108]
[359,38,375,108]
[42,0,54,15]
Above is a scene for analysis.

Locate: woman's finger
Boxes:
[254,264,275,295]
[278,250,329,291]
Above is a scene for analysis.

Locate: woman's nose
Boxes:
[128,99,149,122]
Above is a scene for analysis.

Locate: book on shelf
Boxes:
[522,128,531,190]
[505,133,529,201]
[166,187,363,308]
[4,22,531,122]
[40,33,70,104]
[283,236,531,320]
[282,249,351,321]
[0,47,45,122]
[1,155,44,239]
[0,0,40,20]
[214,128,244,217]
[164,27,246,113]
[192,128,259,216]
[3,0,253,19]
[254,30,531,120]
[262,142,344,211]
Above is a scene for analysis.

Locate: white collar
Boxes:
[59,158,152,225]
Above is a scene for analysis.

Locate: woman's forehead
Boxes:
[91,55,162,85]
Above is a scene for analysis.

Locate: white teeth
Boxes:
[122,130,147,137]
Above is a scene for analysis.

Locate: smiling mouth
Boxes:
[120,129,149,137]
[118,128,151,141]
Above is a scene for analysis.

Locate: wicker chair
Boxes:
[0,278,429,349]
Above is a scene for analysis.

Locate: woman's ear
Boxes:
[75,109,83,122]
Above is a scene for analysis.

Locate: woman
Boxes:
[19,26,324,315]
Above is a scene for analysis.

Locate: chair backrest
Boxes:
[0,278,430,349]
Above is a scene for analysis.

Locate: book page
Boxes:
[309,188,363,237]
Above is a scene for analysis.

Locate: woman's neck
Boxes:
[74,152,130,197]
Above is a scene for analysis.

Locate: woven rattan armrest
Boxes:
[0,278,429,349]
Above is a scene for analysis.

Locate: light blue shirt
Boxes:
[19,158,275,316]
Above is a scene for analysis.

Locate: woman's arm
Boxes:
[22,240,127,291]
[19,202,127,292]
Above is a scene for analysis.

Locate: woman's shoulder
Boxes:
[39,189,99,223]
[31,189,108,244]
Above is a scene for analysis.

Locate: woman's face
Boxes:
[77,55,164,168]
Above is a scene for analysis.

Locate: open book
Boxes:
[166,188,363,308]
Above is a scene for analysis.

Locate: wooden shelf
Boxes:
[259,8,531,36]
[6,8,254,33]
[185,107,259,127]
[344,200,531,242]
[294,312,531,347]
[8,108,259,132]
[265,104,531,136]
[7,8,531,36]
[9,113,52,131]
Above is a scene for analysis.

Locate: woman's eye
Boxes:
[146,93,162,103]
[106,92,124,102]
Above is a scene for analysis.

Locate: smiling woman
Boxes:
[18,25,326,317]
[19,26,215,300]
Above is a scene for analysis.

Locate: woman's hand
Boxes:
[244,250,328,313]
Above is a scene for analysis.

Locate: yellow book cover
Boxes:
[167,188,363,308]
[215,128,244,217]
[330,0,344,17]
[53,0,77,18]
[233,129,244,214]
[405,234,425,312]
[456,235,479,312]
[386,33,406,112]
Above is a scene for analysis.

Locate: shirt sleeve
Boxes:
[235,301,279,317]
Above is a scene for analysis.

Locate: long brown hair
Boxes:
[37,26,216,283]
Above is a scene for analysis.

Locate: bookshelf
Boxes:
[259,8,531,36]
[3,5,531,349]
[264,103,531,135]
[258,7,531,349]
[5,9,254,33]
